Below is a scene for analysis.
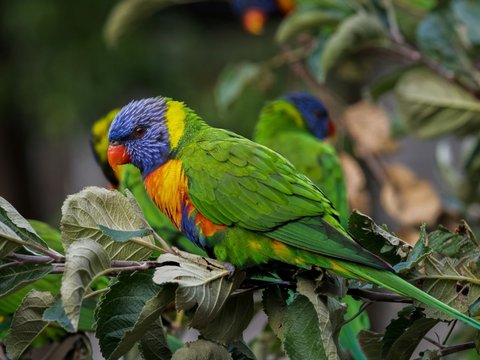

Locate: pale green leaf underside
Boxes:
[61,186,154,261]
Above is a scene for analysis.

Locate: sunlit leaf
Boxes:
[61,186,154,261]
[395,68,480,138]
[172,339,233,360]
[4,290,54,360]
[95,270,175,360]
[61,238,111,330]
[0,261,52,298]
[153,250,244,328]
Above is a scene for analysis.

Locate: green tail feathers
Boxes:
[339,262,480,330]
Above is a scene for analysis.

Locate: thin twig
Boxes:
[413,342,476,359]
[0,233,65,261]
[423,336,444,349]
[384,0,404,44]
[8,253,54,263]
[443,320,457,346]
[150,232,174,254]
[84,288,109,300]
[341,301,373,327]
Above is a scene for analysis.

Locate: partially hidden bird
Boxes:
[254,92,366,359]
[254,92,349,226]
[231,0,295,35]
[91,108,205,255]
[107,96,480,330]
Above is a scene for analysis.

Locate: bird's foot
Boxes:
[223,262,236,278]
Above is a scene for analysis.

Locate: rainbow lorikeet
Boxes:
[255,93,365,358]
[231,0,295,34]
[106,96,480,330]
[90,109,205,255]
[254,92,348,227]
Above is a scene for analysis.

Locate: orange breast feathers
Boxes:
[144,160,188,229]
[143,160,225,236]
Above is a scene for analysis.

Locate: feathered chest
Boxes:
[144,160,188,229]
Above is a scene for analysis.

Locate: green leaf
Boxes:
[382,307,438,360]
[4,290,54,360]
[103,0,179,47]
[95,270,175,360]
[43,297,75,333]
[172,339,233,360]
[296,277,340,359]
[419,256,480,320]
[320,13,387,78]
[153,250,244,328]
[395,67,480,138]
[348,211,411,265]
[0,196,49,258]
[0,261,52,298]
[214,62,262,114]
[61,238,111,330]
[276,9,342,44]
[29,220,64,254]
[416,9,470,73]
[198,291,254,344]
[283,295,330,360]
[453,0,480,47]
[427,221,480,258]
[61,186,155,261]
[394,225,431,273]
[358,330,383,360]
[262,286,288,342]
[138,317,172,360]
[98,224,152,243]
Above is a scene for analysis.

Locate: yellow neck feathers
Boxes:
[165,101,186,149]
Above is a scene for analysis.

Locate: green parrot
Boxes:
[254,92,366,359]
[254,91,348,227]
[106,96,480,330]
[90,109,205,256]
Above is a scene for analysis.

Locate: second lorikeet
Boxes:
[106,96,480,330]
[255,92,366,359]
[254,92,349,226]
[90,109,205,255]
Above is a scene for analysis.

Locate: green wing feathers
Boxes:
[337,261,480,330]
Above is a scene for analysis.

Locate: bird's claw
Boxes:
[223,262,236,278]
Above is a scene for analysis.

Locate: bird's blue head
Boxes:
[284,92,335,139]
[107,97,171,178]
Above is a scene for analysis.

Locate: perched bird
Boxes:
[255,93,365,359]
[91,109,205,255]
[231,0,295,35]
[107,96,480,330]
[254,92,348,226]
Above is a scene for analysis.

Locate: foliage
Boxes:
[0,190,479,358]
[2,0,480,359]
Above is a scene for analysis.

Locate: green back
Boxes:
[178,119,389,270]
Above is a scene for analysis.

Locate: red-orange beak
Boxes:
[108,144,131,170]
[243,9,266,35]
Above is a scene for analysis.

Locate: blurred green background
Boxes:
[0,0,289,223]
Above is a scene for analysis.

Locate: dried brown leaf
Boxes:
[381,164,442,226]
[339,153,370,213]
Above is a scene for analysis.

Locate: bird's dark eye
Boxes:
[314,110,324,119]
[132,125,146,139]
